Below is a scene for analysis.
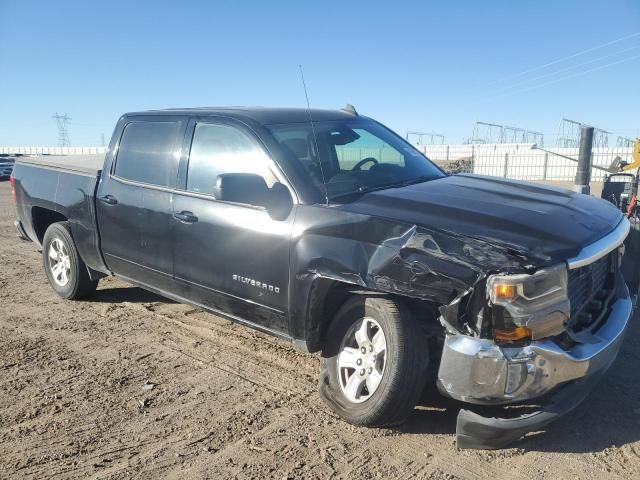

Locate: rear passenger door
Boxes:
[96,116,186,292]
[172,117,295,334]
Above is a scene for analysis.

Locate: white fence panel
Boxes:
[0,146,107,155]
[418,143,633,181]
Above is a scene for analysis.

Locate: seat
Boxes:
[282,138,323,183]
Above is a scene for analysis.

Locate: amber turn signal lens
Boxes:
[494,283,516,300]
[494,326,532,341]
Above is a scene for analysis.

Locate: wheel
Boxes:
[318,295,429,427]
[42,222,98,300]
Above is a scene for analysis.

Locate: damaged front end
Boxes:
[292,204,631,449]
[437,218,632,449]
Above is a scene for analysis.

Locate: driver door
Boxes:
[171,118,296,334]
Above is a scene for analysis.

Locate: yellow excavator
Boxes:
[601,138,640,217]
[616,138,640,171]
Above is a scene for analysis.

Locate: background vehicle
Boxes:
[600,139,640,296]
[0,156,14,180]
[11,107,632,449]
[600,139,640,217]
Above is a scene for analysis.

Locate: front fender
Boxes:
[287,206,529,349]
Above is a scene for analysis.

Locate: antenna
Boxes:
[299,64,329,205]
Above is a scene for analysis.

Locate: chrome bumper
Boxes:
[437,284,633,405]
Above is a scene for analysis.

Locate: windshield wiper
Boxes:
[328,185,383,201]
[329,176,438,201]
[397,175,436,186]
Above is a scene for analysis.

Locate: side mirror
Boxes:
[267,182,294,221]
[213,173,269,205]
[214,173,293,220]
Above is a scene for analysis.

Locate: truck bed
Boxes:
[12,153,106,273]
[16,154,104,176]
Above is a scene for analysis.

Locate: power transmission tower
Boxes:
[525,130,544,147]
[503,126,526,143]
[52,113,71,147]
[556,118,609,148]
[616,136,634,148]
[406,131,445,145]
[470,121,503,143]
[469,121,544,146]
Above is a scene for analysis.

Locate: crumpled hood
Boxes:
[338,174,623,266]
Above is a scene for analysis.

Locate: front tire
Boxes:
[42,222,98,300]
[318,296,429,427]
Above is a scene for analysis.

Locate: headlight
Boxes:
[487,264,569,341]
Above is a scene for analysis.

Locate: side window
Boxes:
[114,121,181,187]
[335,128,404,170]
[187,123,276,196]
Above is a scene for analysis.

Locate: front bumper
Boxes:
[437,280,633,448]
[455,362,611,449]
[437,287,632,405]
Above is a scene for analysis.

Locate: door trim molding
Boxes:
[113,272,292,341]
[174,274,285,315]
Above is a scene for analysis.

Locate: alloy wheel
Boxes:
[48,238,71,287]
[337,317,387,403]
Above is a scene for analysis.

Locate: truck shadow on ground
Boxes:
[403,312,640,453]
[89,286,175,304]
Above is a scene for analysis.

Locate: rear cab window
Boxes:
[114,120,182,187]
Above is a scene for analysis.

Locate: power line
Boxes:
[491,31,640,84]
[491,53,640,99]
[490,44,640,95]
[68,121,108,127]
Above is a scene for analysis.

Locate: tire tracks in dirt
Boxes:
[3,182,640,479]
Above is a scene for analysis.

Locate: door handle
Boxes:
[173,211,198,223]
[99,195,118,205]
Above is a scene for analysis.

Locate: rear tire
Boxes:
[42,222,98,300]
[318,295,429,427]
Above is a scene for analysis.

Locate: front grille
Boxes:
[567,251,614,327]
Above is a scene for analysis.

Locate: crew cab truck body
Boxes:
[12,108,632,449]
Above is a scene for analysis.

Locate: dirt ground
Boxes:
[1,180,640,480]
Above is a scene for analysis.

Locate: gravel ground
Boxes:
[1,180,640,479]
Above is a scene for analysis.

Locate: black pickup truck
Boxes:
[11,107,632,449]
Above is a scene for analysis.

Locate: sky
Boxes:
[0,0,639,147]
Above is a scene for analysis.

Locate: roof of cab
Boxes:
[123,107,359,125]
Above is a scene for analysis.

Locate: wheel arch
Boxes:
[301,277,441,353]
[31,206,68,245]
[36,213,106,282]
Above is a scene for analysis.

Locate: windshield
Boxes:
[266,119,445,202]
